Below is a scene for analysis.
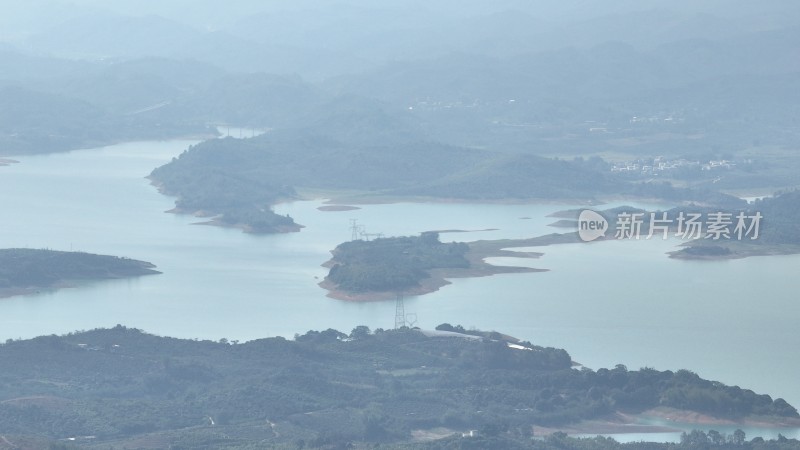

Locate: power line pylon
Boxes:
[395,294,406,329]
[349,219,363,241]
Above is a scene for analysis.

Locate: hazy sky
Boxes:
[0,0,797,80]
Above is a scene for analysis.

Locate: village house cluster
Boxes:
[611,156,743,176]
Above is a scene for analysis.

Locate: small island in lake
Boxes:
[0,248,160,298]
[317,204,361,212]
[670,244,733,259]
[547,190,800,260]
[320,232,546,301]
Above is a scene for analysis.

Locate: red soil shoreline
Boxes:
[533,407,800,437]
[319,242,547,302]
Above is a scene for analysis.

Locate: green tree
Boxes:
[350,326,371,340]
[732,429,746,445]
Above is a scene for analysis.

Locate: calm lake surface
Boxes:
[1,138,798,440]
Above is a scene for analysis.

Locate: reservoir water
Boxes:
[1,138,798,440]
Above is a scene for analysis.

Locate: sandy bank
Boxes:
[317,205,361,212]
[534,407,800,437]
[319,238,551,302]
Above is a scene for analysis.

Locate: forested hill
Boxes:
[0,84,210,155]
[325,232,470,293]
[0,248,159,297]
[0,325,796,449]
[748,191,800,245]
[0,53,326,155]
[149,103,743,232]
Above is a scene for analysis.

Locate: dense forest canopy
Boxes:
[0,325,795,448]
[0,248,159,290]
[325,232,469,293]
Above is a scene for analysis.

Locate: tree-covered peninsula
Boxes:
[0,248,160,298]
[0,325,797,449]
[324,232,469,293]
[148,98,744,234]
[321,232,546,300]
[549,191,800,260]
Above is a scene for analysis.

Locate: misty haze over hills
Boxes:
[0,1,796,149]
[3,2,800,448]
[1,1,798,211]
[2,0,799,77]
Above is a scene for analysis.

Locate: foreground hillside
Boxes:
[0,325,796,449]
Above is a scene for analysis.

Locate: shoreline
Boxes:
[149,178,304,234]
[668,242,800,260]
[294,188,601,207]
[533,407,800,437]
[639,407,800,429]
[545,205,800,261]
[533,413,680,437]
[319,238,553,302]
[0,286,54,299]
[1,132,216,160]
[317,205,361,212]
[151,182,800,260]
[308,194,686,210]
[0,262,161,300]
[192,217,304,234]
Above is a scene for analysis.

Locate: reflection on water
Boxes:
[577,418,800,443]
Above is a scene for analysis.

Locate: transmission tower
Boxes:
[349,219,363,241]
[350,219,384,241]
[395,294,406,329]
